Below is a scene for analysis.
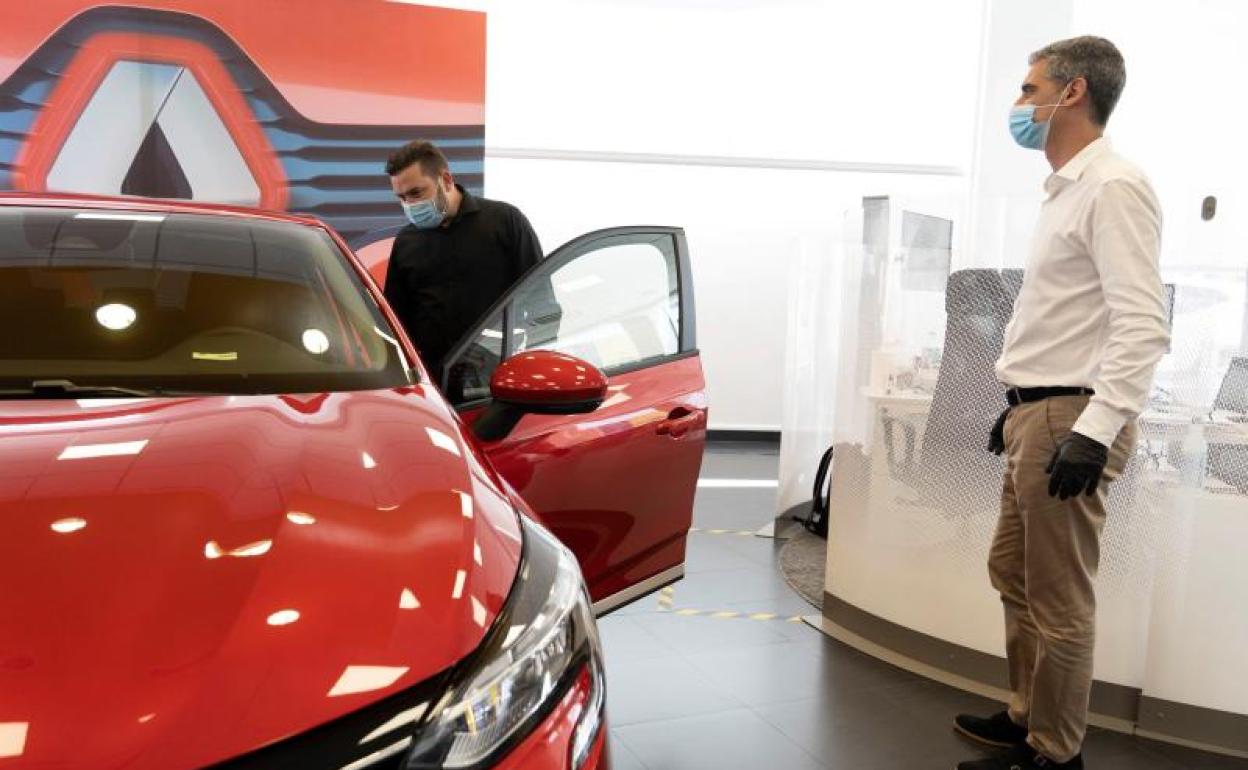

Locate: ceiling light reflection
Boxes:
[96,303,137,331]
[399,588,421,610]
[75,212,165,222]
[58,439,148,460]
[267,609,300,626]
[470,596,487,627]
[0,723,28,759]
[425,427,460,457]
[341,738,412,770]
[230,540,272,557]
[502,625,525,649]
[302,329,330,355]
[50,517,87,534]
[286,511,316,525]
[361,452,377,469]
[204,539,272,559]
[359,703,428,745]
[452,570,466,599]
[327,665,409,697]
[75,398,146,409]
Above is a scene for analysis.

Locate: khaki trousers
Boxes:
[987,395,1136,763]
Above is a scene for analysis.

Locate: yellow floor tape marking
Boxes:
[687,527,758,537]
[649,561,809,625]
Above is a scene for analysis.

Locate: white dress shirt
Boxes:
[996,137,1170,448]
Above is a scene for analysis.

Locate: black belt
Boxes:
[1005,386,1094,407]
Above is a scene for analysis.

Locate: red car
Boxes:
[0,194,707,769]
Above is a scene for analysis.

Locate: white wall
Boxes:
[404,0,984,430]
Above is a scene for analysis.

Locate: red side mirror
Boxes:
[473,351,608,442]
[489,350,608,412]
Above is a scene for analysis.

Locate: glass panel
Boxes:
[0,207,409,394]
[444,310,504,406]
[511,237,680,371]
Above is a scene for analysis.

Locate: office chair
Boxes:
[1207,356,1248,493]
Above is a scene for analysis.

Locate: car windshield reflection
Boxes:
[0,207,412,395]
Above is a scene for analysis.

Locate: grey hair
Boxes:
[1029,36,1126,126]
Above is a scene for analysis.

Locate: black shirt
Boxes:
[383,186,542,379]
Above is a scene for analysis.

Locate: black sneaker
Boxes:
[956,744,1084,770]
[954,711,1028,748]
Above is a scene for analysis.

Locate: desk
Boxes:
[1139,410,1248,445]
[819,398,1248,757]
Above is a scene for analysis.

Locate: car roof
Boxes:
[0,192,324,228]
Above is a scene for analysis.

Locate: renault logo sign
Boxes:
[48,60,260,205]
[15,29,288,210]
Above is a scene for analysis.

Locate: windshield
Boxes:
[0,207,412,395]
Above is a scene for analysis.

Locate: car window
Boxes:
[511,238,680,371]
[0,207,411,395]
[444,310,503,405]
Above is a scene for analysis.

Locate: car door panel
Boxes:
[444,226,705,612]
[467,355,705,605]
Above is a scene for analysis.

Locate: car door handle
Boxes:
[656,407,705,439]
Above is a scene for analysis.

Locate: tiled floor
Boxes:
[600,440,1248,770]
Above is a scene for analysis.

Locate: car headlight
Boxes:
[403,515,605,769]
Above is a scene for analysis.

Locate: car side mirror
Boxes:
[472,351,608,441]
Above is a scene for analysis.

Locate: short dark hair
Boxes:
[1029,36,1126,126]
[385,140,450,178]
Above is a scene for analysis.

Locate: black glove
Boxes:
[1045,432,1109,500]
[988,408,1010,455]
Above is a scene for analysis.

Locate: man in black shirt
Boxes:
[382,140,544,381]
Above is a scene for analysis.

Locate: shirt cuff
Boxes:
[1072,401,1129,448]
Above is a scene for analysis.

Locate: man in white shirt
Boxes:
[953,37,1169,770]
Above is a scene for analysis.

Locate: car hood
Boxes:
[0,387,522,769]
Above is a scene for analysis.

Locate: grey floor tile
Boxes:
[699,445,780,479]
[752,691,922,770]
[1079,730,1187,770]
[704,531,788,568]
[1135,733,1248,769]
[683,640,836,707]
[664,564,800,608]
[616,708,826,770]
[598,614,679,664]
[690,498,776,532]
[607,731,649,770]
[604,654,742,727]
[682,536,763,574]
[720,593,819,619]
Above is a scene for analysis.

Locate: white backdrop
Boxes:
[398,0,984,430]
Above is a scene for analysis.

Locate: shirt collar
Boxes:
[1044,136,1111,195]
[452,185,480,217]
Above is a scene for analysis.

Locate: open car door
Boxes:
[441,226,706,615]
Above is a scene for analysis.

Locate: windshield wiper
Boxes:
[0,380,197,399]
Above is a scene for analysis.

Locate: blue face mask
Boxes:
[401,189,446,229]
[1008,82,1073,150]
